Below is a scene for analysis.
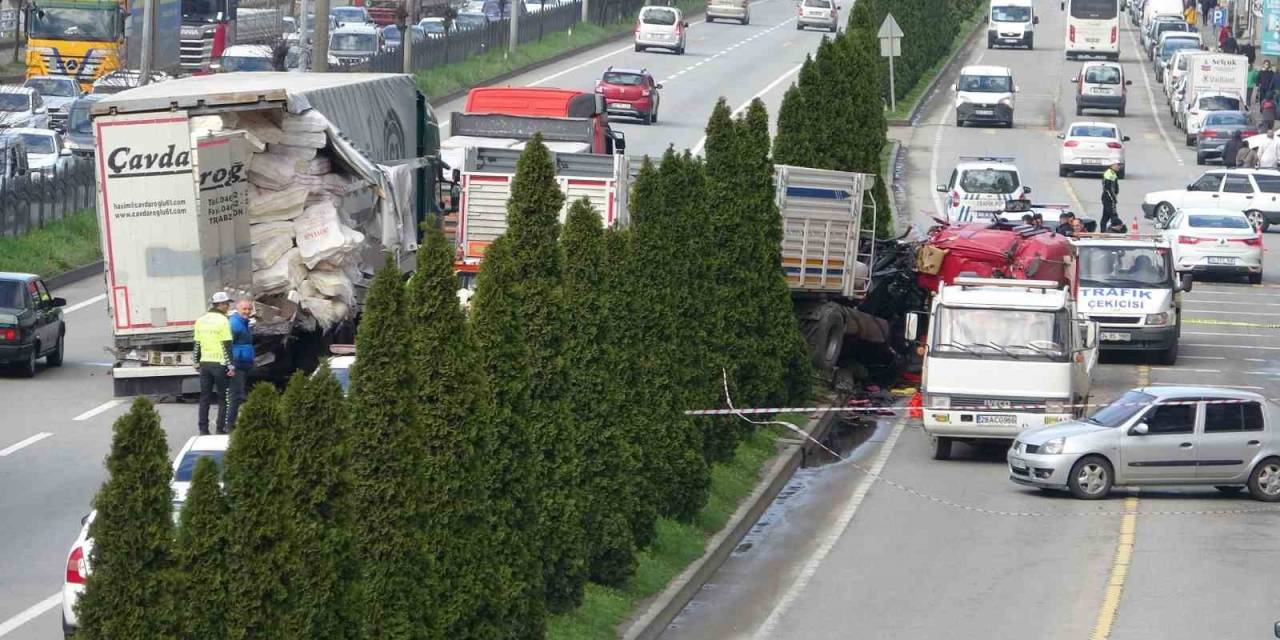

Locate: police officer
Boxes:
[226,297,255,430]
[1100,163,1121,232]
[194,292,235,435]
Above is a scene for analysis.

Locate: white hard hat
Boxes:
[210,291,232,304]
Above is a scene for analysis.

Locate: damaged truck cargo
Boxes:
[91,72,454,397]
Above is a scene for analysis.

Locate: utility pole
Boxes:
[580,0,587,23]
[402,0,414,73]
[507,0,517,54]
[313,0,330,70]
[299,0,309,70]
[139,0,153,83]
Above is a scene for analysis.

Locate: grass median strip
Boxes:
[0,211,101,276]
[547,417,802,640]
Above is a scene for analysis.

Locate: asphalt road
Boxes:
[0,2,827,637]
[663,5,1280,640]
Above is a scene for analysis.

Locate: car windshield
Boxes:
[1070,0,1117,19]
[421,20,445,33]
[383,25,402,42]
[959,168,1020,193]
[331,33,376,52]
[1204,112,1247,126]
[992,5,1031,21]
[1198,95,1241,110]
[1086,390,1155,427]
[173,450,226,482]
[332,7,366,22]
[29,6,119,40]
[12,133,56,154]
[641,8,677,24]
[933,306,1070,359]
[603,71,645,86]
[804,0,832,7]
[0,279,24,309]
[1175,55,1189,70]
[68,102,94,134]
[182,0,222,23]
[0,93,30,112]
[1084,66,1120,84]
[1079,246,1173,287]
[456,13,486,27]
[1188,214,1251,229]
[24,78,76,97]
[958,74,1012,93]
[221,55,275,71]
[1070,125,1117,138]
[1160,38,1198,57]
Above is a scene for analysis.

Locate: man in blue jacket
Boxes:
[227,297,255,430]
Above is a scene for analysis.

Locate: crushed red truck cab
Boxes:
[917,220,1074,292]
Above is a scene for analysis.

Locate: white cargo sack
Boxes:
[301,296,349,331]
[236,111,285,145]
[251,219,294,242]
[268,143,319,161]
[248,184,308,223]
[254,246,301,294]
[295,201,348,268]
[249,152,298,190]
[305,268,355,306]
[252,232,294,271]
[282,110,329,133]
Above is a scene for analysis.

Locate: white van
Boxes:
[953,65,1018,128]
[988,0,1037,49]
[1142,0,1183,31]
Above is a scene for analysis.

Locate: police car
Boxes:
[937,156,1029,222]
[1073,234,1191,365]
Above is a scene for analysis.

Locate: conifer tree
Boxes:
[278,369,356,640]
[772,81,817,168]
[223,384,292,640]
[75,398,176,640]
[406,224,504,637]
[173,457,228,640]
[347,258,437,640]
[562,197,638,585]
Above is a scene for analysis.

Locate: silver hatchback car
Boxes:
[1010,386,1280,501]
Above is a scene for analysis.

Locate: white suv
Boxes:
[937,156,1028,222]
[1142,169,1280,231]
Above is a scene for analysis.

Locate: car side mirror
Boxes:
[655,83,663,89]
[1015,85,1021,92]
[81,513,89,525]
[1130,422,1150,435]
[60,148,72,156]
[1274,621,1280,639]
[1122,135,1131,142]
[1071,75,1079,82]
[951,83,957,91]
[1179,273,1193,292]
[451,168,461,184]
[1057,133,1066,139]
[51,296,66,307]
[611,130,626,153]
[936,184,947,193]
[1033,16,1039,24]
[682,20,689,27]
[1022,186,1031,195]
[904,311,924,341]
[1126,79,1133,85]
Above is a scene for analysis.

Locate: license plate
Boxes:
[976,109,994,115]
[1011,458,1029,470]
[1089,87,1112,94]
[977,414,1018,425]
[1208,256,1236,265]
[612,102,631,108]
[1101,331,1131,342]
[1082,158,1103,164]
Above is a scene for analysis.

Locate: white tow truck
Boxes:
[1074,234,1192,365]
[913,277,1098,460]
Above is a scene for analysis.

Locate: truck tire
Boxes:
[807,304,845,373]
[933,436,953,460]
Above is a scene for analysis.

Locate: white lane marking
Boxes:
[1188,290,1280,297]
[1145,380,1266,389]
[1184,309,1280,316]
[1124,23,1184,166]
[0,432,54,457]
[1184,342,1280,349]
[1182,299,1280,306]
[73,399,124,421]
[1178,355,1226,360]
[1185,331,1278,338]
[691,61,804,155]
[62,293,106,314]
[1148,367,1221,372]
[0,593,61,637]
[753,416,907,639]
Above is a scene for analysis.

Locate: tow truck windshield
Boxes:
[28,6,118,40]
[932,306,1070,360]
[1079,246,1173,288]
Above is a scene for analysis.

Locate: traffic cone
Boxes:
[908,391,923,419]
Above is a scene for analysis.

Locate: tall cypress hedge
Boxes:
[172,457,228,640]
[347,259,437,640]
[223,384,292,640]
[75,398,175,640]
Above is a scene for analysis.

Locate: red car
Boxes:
[595,67,662,125]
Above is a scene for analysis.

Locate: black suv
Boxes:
[0,272,67,376]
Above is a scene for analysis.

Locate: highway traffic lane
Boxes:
[0,400,202,640]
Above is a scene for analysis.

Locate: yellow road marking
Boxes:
[1090,496,1140,640]
[1137,364,1150,387]
[1185,318,1280,329]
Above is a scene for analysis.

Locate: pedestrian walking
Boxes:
[1249,65,1259,106]
[1223,130,1245,168]
[1101,163,1121,231]
[1262,97,1277,133]
[1259,127,1280,169]
[226,297,255,430]
[1258,61,1275,104]
[194,292,236,435]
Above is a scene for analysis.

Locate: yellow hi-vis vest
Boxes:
[193,311,232,365]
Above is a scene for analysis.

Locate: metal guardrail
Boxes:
[0,157,96,237]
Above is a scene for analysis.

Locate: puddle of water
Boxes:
[802,416,877,468]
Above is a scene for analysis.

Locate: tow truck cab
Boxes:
[915,277,1098,460]
[1073,235,1192,365]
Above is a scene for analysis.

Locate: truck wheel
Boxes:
[1067,455,1113,499]
[47,332,64,367]
[933,436,953,460]
[1157,339,1178,366]
[807,304,845,373]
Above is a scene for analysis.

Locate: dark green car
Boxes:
[0,272,67,377]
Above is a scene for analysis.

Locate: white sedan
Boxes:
[1157,207,1263,283]
[62,435,228,637]
[1058,121,1128,178]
